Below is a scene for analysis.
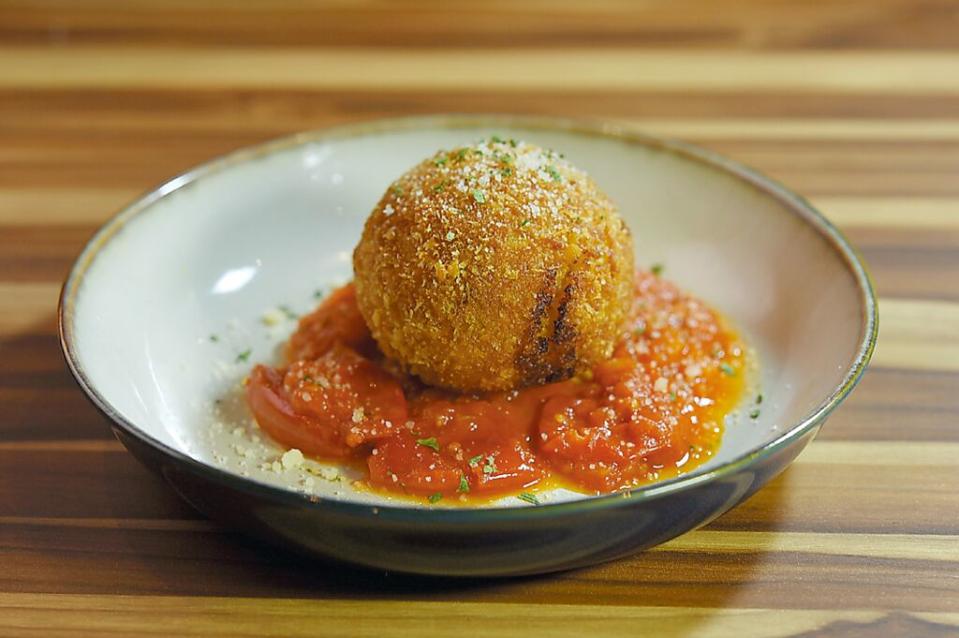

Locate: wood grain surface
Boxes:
[2,1,958,636]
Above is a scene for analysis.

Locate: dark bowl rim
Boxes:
[59,114,878,524]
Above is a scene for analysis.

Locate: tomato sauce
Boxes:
[246,273,746,503]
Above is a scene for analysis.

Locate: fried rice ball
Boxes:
[352,137,634,392]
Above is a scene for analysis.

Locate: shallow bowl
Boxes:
[60,115,876,576]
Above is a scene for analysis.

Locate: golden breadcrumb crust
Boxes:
[353,137,634,392]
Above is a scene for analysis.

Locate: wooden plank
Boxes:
[0,516,214,531]
[0,387,116,442]
[660,530,959,562]
[814,197,959,230]
[873,299,959,372]
[0,188,137,226]
[0,593,956,638]
[3,0,958,51]
[2,523,957,611]
[0,440,124,452]
[798,441,958,466]
[3,47,959,93]
[0,447,955,534]
[0,284,60,334]
[637,119,959,141]
[858,247,959,301]
[0,514,953,562]
[820,368,959,442]
[8,89,959,126]
[0,449,199,520]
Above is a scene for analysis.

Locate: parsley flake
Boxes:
[756,394,764,405]
[416,437,440,452]
[313,289,325,300]
[235,349,252,363]
[458,475,470,493]
[433,156,448,167]
[482,456,498,475]
[545,166,562,182]
[491,135,504,144]
[518,492,540,505]
[472,189,487,203]
[279,305,298,320]
[455,148,468,161]
[428,493,443,504]
[520,219,531,228]
[209,334,219,343]
[651,263,664,276]
[468,454,483,467]
[749,409,761,419]
[390,184,403,197]
[720,363,736,377]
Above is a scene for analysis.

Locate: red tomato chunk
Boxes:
[247,272,746,503]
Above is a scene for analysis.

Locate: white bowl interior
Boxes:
[68,120,868,507]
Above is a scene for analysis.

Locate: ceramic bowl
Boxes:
[60,115,876,576]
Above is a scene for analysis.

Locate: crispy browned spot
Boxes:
[515,267,582,385]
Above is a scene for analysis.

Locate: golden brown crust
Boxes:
[353,137,634,392]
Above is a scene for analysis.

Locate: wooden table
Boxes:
[2,1,958,635]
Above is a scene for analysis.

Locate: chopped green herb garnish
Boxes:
[491,135,504,144]
[669,392,677,402]
[313,289,325,300]
[756,394,763,405]
[501,166,513,177]
[545,166,562,182]
[720,363,736,376]
[433,179,449,193]
[468,454,483,467]
[520,219,531,228]
[458,475,470,493]
[518,492,540,505]
[416,437,440,452]
[209,334,219,343]
[633,325,646,336]
[455,148,468,161]
[482,456,498,475]
[749,409,761,419]
[279,305,298,320]
[236,349,252,363]
[428,493,443,504]
[390,184,403,196]
[508,138,518,148]
[433,156,448,166]
[472,189,487,203]
[650,263,664,276]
